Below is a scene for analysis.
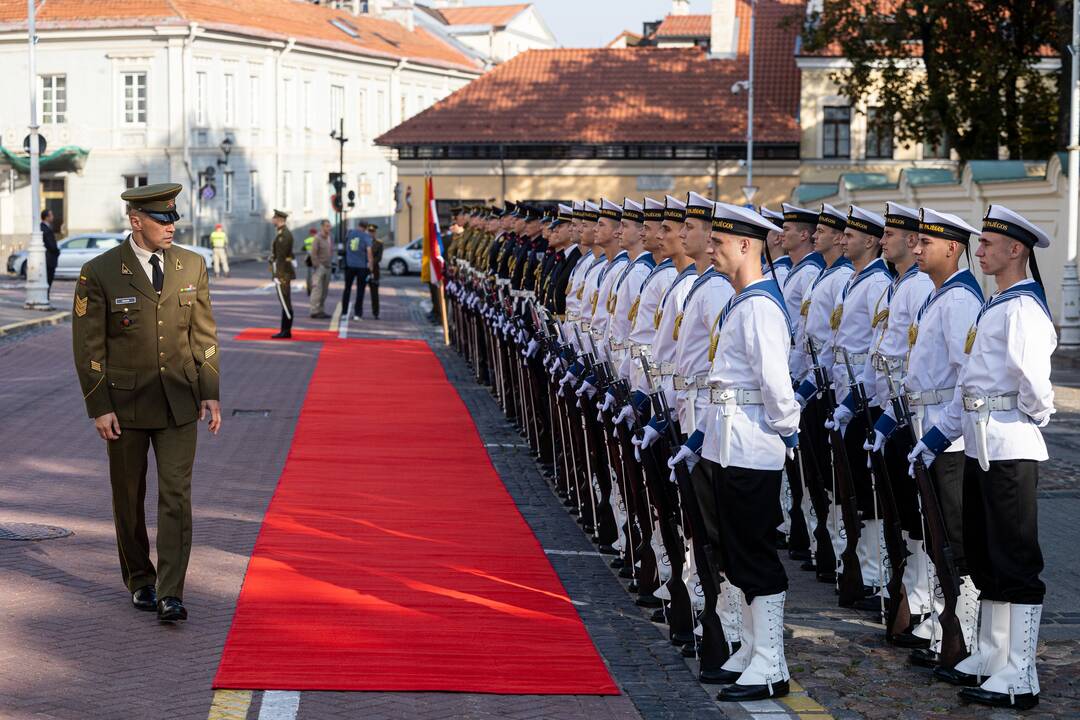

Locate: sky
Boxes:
[461,0,714,48]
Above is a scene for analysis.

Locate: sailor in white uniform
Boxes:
[910,206,1055,711]
[759,206,791,287]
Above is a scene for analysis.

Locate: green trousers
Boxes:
[106,418,197,600]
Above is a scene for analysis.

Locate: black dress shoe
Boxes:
[671,631,695,647]
[789,548,812,562]
[909,648,940,668]
[800,560,817,572]
[597,544,619,556]
[816,571,837,584]
[700,668,741,684]
[649,607,667,623]
[270,331,291,339]
[681,643,698,658]
[635,593,661,608]
[157,597,188,624]
[959,686,1038,710]
[933,664,981,687]
[132,585,156,612]
[618,566,634,579]
[609,556,624,569]
[718,679,789,702]
[890,630,931,649]
[774,531,789,549]
[852,595,883,613]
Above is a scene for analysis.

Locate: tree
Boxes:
[801,1,1064,161]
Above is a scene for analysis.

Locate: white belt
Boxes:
[963,392,1018,413]
[674,375,705,391]
[871,353,906,373]
[609,338,629,353]
[496,278,511,287]
[708,385,764,405]
[648,361,675,379]
[907,387,956,407]
[567,310,580,320]
[630,344,648,359]
[580,320,591,332]
[835,349,868,367]
[510,289,523,298]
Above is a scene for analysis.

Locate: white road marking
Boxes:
[257,690,301,720]
[544,549,603,557]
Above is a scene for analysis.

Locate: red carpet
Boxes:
[235,328,338,342]
[213,336,617,694]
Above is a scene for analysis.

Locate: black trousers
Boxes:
[341,267,370,317]
[365,273,381,317]
[883,432,922,539]
[963,457,1044,604]
[46,256,58,298]
[704,457,788,601]
[844,410,876,516]
[931,451,967,574]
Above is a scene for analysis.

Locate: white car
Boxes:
[7,232,213,278]
[380,237,423,276]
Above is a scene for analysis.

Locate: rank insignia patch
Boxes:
[121,263,133,275]
[90,360,101,372]
[74,295,88,317]
[175,258,183,271]
[205,345,217,360]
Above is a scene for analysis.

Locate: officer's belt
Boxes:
[708,385,764,405]
[834,349,869,367]
[629,344,649,359]
[906,387,955,407]
[962,392,1018,413]
[608,338,630,353]
[580,320,592,332]
[871,352,906,373]
[496,278,511,287]
[674,375,706,391]
[647,361,675,379]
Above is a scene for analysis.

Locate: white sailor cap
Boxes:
[600,197,623,221]
[846,205,886,238]
[818,203,847,230]
[884,201,920,231]
[982,205,1051,248]
[552,203,574,226]
[759,206,785,225]
[712,201,782,240]
[919,207,979,243]
[685,191,714,222]
[663,194,686,222]
[781,202,818,225]
[643,196,665,222]
[581,200,600,221]
[622,198,644,223]
[571,200,585,220]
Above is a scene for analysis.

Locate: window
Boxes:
[94,237,122,250]
[865,107,894,159]
[40,75,66,124]
[195,71,208,126]
[124,174,148,189]
[330,84,344,132]
[357,90,367,139]
[281,170,292,209]
[283,78,295,129]
[249,75,261,128]
[223,171,234,214]
[822,106,851,159]
[303,171,312,211]
[377,89,387,133]
[249,170,260,212]
[224,74,236,126]
[923,133,950,160]
[376,171,386,207]
[400,95,408,121]
[303,80,313,129]
[122,72,147,124]
[358,172,368,208]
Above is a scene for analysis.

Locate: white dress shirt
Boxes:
[128,236,164,290]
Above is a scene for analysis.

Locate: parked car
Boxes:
[7,232,214,278]
[380,237,423,276]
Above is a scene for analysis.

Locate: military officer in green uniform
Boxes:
[270,209,295,339]
[71,182,221,624]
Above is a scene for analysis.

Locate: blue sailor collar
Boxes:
[916,269,984,322]
[685,267,722,304]
[783,251,826,288]
[642,257,674,287]
[772,255,793,269]
[977,278,1052,325]
[660,264,699,308]
[616,251,657,291]
[842,256,891,299]
[597,250,629,284]
[811,255,853,290]
[718,278,793,337]
[887,261,920,301]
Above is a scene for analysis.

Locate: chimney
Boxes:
[710,0,737,58]
[671,0,690,15]
[382,0,415,31]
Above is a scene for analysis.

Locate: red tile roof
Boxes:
[429,3,530,28]
[655,13,710,38]
[378,0,804,147]
[0,0,482,72]
[606,29,643,48]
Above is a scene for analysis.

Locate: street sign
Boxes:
[741,185,759,205]
[22,133,46,155]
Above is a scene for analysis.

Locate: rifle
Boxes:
[571,325,602,538]
[855,367,911,639]
[802,339,838,580]
[886,373,968,667]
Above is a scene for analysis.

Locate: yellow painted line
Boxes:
[789,679,804,692]
[778,690,833,717]
[207,689,252,720]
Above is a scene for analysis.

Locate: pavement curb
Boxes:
[0,310,70,337]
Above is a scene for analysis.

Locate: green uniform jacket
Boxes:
[72,239,220,429]
[271,227,296,280]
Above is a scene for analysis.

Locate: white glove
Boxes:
[630,433,645,462]
[863,430,886,454]
[824,404,853,434]
[523,339,539,358]
[667,444,699,473]
[639,423,661,450]
[576,380,597,399]
[614,404,635,427]
[907,440,936,476]
[795,392,808,409]
[559,370,578,391]
[598,392,615,413]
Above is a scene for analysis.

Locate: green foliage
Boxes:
[801,0,1064,161]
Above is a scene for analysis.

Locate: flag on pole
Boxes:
[421,176,444,284]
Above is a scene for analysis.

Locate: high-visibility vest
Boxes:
[304,234,314,251]
[210,230,228,248]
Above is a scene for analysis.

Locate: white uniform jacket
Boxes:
[794,256,853,392]
[588,251,629,360]
[863,264,934,408]
[830,257,892,407]
[649,265,698,408]
[624,260,676,393]
[782,252,825,382]
[674,269,735,430]
[604,251,655,373]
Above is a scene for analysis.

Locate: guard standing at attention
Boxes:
[71,182,221,624]
[270,209,295,339]
[209,223,230,278]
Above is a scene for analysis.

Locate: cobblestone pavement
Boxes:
[1,264,1078,719]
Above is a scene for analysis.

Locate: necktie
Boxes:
[149,254,163,293]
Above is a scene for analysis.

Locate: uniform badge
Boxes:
[121,262,133,275]
[964,325,977,354]
[800,299,811,317]
[121,315,132,328]
[672,312,684,341]
[115,296,137,305]
[872,308,889,328]
[708,328,720,363]
[90,360,102,372]
[830,305,844,331]
[74,295,88,317]
[175,257,183,271]
[79,275,88,287]
[606,292,617,314]
[205,345,217,360]
[653,307,663,330]
[576,285,584,301]
[590,290,599,314]
[628,296,641,324]
[908,323,919,348]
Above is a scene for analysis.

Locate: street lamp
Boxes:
[730,0,756,209]
[330,119,348,251]
[216,135,234,168]
[1061,0,1080,347]
[24,0,50,310]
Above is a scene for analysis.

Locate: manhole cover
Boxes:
[232,409,272,417]
[0,523,73,541]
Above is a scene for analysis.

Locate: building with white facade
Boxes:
[0,0,482,257]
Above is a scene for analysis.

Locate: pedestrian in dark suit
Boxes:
[41,209,60,299]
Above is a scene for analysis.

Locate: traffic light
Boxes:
[331,194,343,213]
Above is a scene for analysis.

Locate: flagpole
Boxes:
[439,278,450,345]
